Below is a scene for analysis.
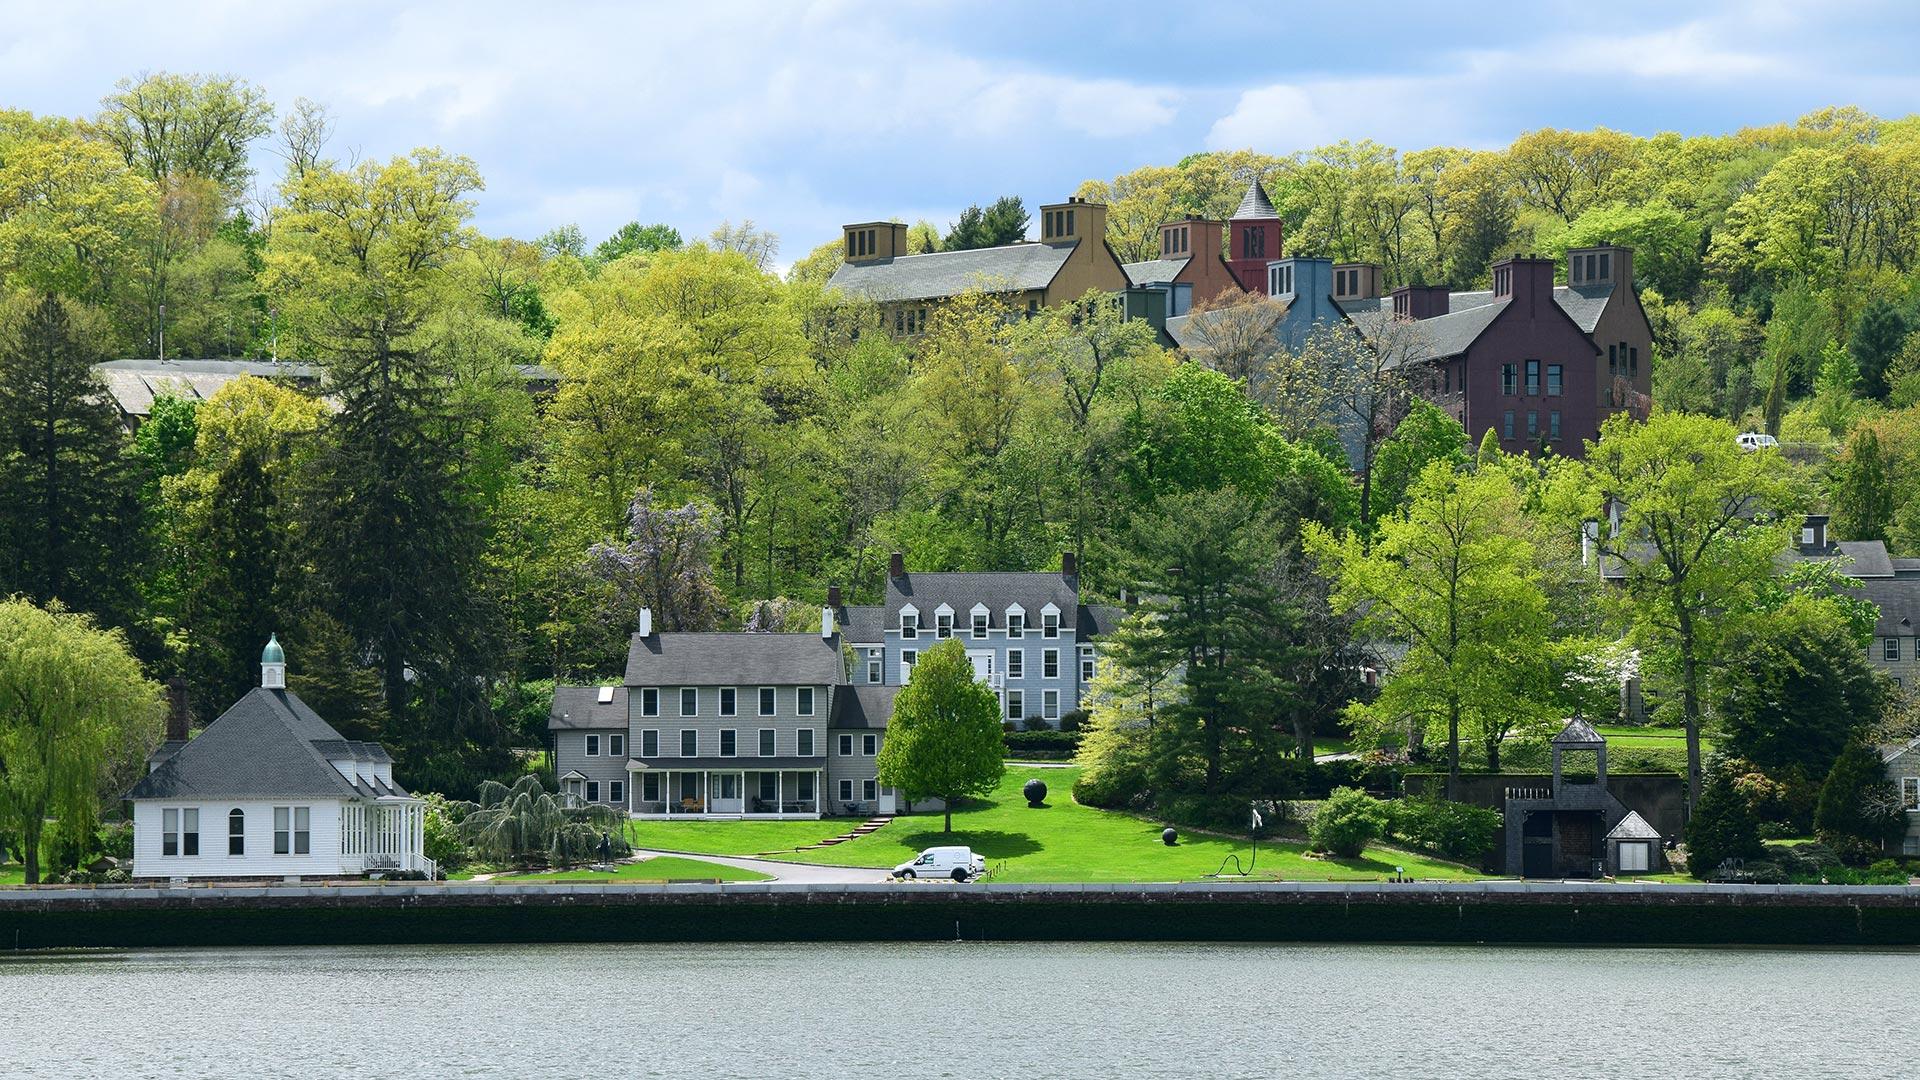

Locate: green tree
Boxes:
[1831,426,1894,542]
[0,599,161,884]
[95,71,273,201]
[0,292,145,630]
[1371,399,1469,517]
[876,639,1005,833]
[1850,298,1907,401]
[1587,412,1802,810]
[943,195,1028,250]
[1814,741,1905,863]
[1713,594,1886,782]
[457,775,628,868]
[593,221,681,263]
[1684,766,1764,879]
[1308,462,1557,792]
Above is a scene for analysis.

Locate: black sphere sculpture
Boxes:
[1162,827,1178,846]
[1023,778,1048,807]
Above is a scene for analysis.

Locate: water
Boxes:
[1,941,1912,1079]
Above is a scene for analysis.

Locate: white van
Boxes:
[893,846,987,881]
[1736,432,1779,451]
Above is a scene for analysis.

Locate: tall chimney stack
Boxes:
[827,585,842,609]
[1062,551,1077,578]
[165,676,189,742]
[889,552,905,579]
[821,605,836,639]
[638,607,653,638]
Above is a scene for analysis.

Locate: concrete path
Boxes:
[631,848,892,884]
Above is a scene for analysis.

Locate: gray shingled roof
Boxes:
[837,605,886,644]
[887,572,1083,629]
[1606,810,1662,840]
[831,685,899,730]
[127,688,401,801]
[1836,540,1895,578]
[623,633,847,687]
[1553,716,1605,746]
[549,686,629,731]
[1895,558,1920,576]
[92,358,554,417]
[1123,257,1190,286]
[1854,577,1920,638]
[1431,284,1614,333]
[827,242,1075,303]
[1077,604,1126,638]
[1337,297,1509,365]
[1234,181,1278,220]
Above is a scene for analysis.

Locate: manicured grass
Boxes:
[1312,737,1355,757]
[767,768,1487,883]
[1592,725,1713,751]
[501,856,772,883]
[622,818,860,855]
[0,862,22,886]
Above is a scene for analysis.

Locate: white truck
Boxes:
[893,846,987,882]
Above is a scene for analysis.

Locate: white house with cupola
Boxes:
[127,635,434,880]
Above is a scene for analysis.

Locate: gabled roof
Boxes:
[127,688,395,801]
[1852,576,1920,638]
[1077,604,1127,638]
[1337,297,1509,365]
[623,633,847,687]
[91,358,554,417]
[1605,810,1661,840]
[549,686,629,731]
[887,572,1081,628]
[1122,257,1190,286]
[831,685,899,730]
[1553,716,1605,746]
[1441,283,1616,333]
[1233,181,1278,220]
[1834,540,1895,578]
[827,242,1076,303]
[837,605,886,643]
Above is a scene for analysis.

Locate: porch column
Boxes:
[703,770,709,815]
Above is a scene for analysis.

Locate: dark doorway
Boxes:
[1556,813,1602,878]
[1522,811,1554,878]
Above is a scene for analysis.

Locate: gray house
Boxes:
[836,552,1122,730]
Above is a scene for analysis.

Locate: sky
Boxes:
[2,0,1917,266]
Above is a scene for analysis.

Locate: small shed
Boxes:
[1605,810,1663,875]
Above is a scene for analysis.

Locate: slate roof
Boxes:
[1442,284,1616,333]
[886,572,1083,629]
[127,688,406,801]
[92,358,555,417]
[827,242,1076,303]
[837,605,886,643]
[1122,257,1190,286]
[1234,181,1278,220]
[1854,577,1920,638]
[1605,810,1662,840]
[1835,540,1895,578]
[830,685,899,730]
[549,686,629,731]
[623,633,848,687]
[1076,604,1127,638]
[1896,558,1920,577]
[1552,716,1605,746]
[1336,297,1510,365]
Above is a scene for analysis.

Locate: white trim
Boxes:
[680,728,698,757]
[759,727,776,757]
[758,686,776,716]
[640,729,659,756]
[797,686,816,716]
[679,687,698,717]
[638,687,660,717]
[720,686,738,716]
[719,728,738,757]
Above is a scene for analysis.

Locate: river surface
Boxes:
[1,941,1911,1078]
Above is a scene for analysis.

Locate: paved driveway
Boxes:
[632,848,892,884]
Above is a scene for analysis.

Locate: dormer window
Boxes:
[1042,608,1060,639]
[935,606,953,639]
[1269,263,1293,296]
[1007,609,1025,638]
[972,607,990,639]
[900,607,919,638]
[1494,265,1512,297]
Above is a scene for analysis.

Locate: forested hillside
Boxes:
[1,72,1915,795]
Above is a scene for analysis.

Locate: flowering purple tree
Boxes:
[586,488,723,632]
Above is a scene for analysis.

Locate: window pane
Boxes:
[681,730,698,756]
[760,729,776,756]
[680,688,697,716]
[760,687,776,715]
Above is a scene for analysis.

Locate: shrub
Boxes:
[1302,759,1387,798]
[1003,730,1080,753]
[1815,742,1906,863]
[1022,715,1053,732]
[1685,769,1765,879]
[1071,763,1145,810]
[1057,710,1088,733]
[1385,796,1502,861]
[1309,787,1387,858]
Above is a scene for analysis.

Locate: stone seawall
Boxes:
[4,881,1919,950]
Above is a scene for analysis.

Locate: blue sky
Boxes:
[2,0,1916,265]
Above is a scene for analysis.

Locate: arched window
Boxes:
[228,808,245,856]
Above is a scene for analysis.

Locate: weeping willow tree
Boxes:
[456,776,629,868]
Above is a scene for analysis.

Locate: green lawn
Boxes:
[1313,737,1355,757]
[622,817,858,855]
[0,862,22,886]
[500,855,772,883]
[1593,725,1711,750]
[767,768,1486,883]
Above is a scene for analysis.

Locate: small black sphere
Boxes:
[1023,778,1048,806]
[1162,828,1178,846]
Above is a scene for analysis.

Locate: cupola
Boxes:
[261,633,286,690]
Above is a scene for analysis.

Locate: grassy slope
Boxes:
[768,769,1484,883]
[1593,725,1713,751]
[498,856,773,883]
[622,818,858,855]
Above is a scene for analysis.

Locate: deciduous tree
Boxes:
[876,639,1005,833]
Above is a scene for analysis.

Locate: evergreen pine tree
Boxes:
[1815,741,1905,863]
[1831,427,1893,542]
[1684,766,1764,879]
[1850,299,1907,401]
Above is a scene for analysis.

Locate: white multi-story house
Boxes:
[127,636,432,880]
[836,552,1122,729]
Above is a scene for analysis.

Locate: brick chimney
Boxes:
[827,585,842,609]
[165,676,189,742]
[1062,551,1077,579]
[1391,284,1451,320]
[889,551,905,579]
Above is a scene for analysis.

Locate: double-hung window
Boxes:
[1080,649,1095,683]
[797,687,815,716]
[1502,363,1517,395]
[640,688,659,717]
[1503,410,1515,440]
[680,688,698,717]
[759,729,776,756]
[759,687,776,716]
[641,729,659,756]
[720,729,737,757]
[936,612,953,639]
[900,612,918,638]
[1525,359,1540,396]
[1042,611,1059,639]
[1007,613,1025,638]
[585,734,601,757]
[1546,364,1563,397]
[866,652,882,683]
[228,809,245,856]
[798,729,815,756]
[719,687,737,716]
[863,780,878,802]
[1043,649,1060,679]
[1043,690,1060,721]
[1007,690,1025,721]
[1549,412,1561,441]
[586,780,600,802]
[972,612,989,639]
[1007,649,1024,679]
[863,734,878,756]
[1887,638,1902,662]
[901,649,917,683]
[839,779,855,802]
[1527,411,1539,438]
[1904,776,1920,812]
[610,734,625,758]
[839,734,854,756]
[610,781,624,804]
[680,729,698,757]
